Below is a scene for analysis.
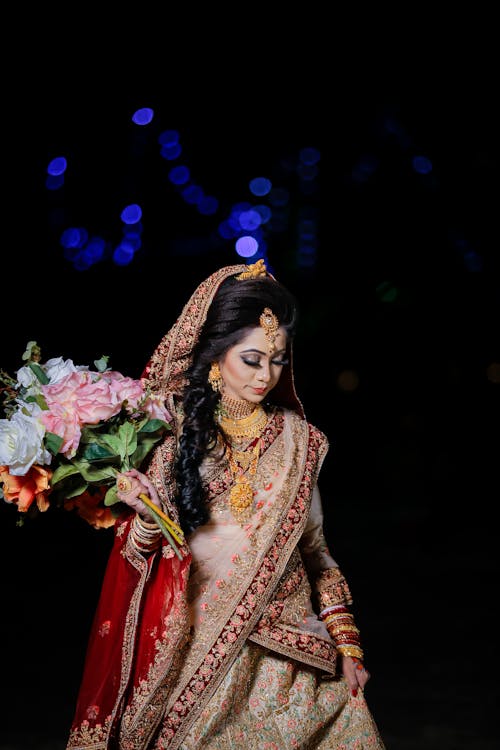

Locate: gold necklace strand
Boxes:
[227,439,260,520]
[218,404,268,440]
[220,394,256,419]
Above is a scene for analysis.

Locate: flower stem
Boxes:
[138,493,185,543]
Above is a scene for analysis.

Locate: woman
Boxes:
[66,259,386,749]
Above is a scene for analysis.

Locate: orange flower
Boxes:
[0,464,52,512]
[65,488,116,529]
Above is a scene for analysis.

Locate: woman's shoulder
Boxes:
[278,407,329,447]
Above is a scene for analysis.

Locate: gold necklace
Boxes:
[220,394,255,419]
[217,404,268,440]
[226,439,260,519]
[217,404,268,520]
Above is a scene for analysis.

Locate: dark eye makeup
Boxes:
[241,357,289,368]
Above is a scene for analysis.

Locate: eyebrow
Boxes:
[240,347,287,355]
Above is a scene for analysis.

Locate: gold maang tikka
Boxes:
[259,307,280,353]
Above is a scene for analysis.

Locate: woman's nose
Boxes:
[257,364,271,382]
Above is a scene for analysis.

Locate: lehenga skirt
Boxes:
[177,642,386,750]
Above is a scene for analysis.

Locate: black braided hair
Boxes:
[175,273,297,533]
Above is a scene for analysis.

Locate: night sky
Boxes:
[1,30,498,749]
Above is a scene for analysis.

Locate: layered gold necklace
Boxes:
[217,398,268,521]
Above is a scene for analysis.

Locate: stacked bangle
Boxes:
[129,513,162,554]
[320,605,364,660]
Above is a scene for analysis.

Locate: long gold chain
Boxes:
[217,404,268,521]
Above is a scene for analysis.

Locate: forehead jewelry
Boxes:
[259,307,279,353]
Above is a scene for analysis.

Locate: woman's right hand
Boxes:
[116,468,162,522]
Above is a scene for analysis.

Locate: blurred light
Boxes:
[299,147,320,165]
[412,155,433,174]
[337,370,360,392]
[73,252,93,271]
[158,130,180,147]
[297,163,318,181]
[181,184,204,205]
[254,204,272,223]
[113,242,135,266]
[351,155,379,183]
[297,246,316,266]
[46,174,65,190]
[197,196,219,215]
[463,250,483,272]
[47,156,67,176]
[218,220,238,239]
[120,203,142,224]
[60,227,88,249]
[235,235,259,258]
[81,238,105,263]
[131,107,154,125]
[249,177,272,196]
[168,165,190,185]
[298,219,317,241]
[238,209,262,231]
[268,188,289,207]
[120,232,142,251]
[160,143,182,160]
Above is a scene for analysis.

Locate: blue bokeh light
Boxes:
[168,165,190,185]
[120,203,143,225]
[412,155,433,174]
[47,156,67,176]
[235,235,259,258]
[249,177,272,196]
[131,108,154,126]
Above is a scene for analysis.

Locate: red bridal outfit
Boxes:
[67,264,385,749]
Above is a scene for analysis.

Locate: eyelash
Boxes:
[242,358,289,368]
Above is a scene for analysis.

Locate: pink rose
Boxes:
[40,402,82,458]
[141,393,172,422]
[101,372,145,411]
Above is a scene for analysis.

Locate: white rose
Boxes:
[0,411,51,476]
[16,365,41,395]
[44,356,79,383]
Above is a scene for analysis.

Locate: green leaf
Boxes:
[45,432,64,456]
[130,436,164,468]
[119,421,138,455]
[104,485,120,506]
[71,460,119,482]
[139,419,170,434]
[27,362,50,385]
[59,479,89,500]
[94,355,110,372]
[25,394,49,410]
[110,503,126,518]
[51,462,82,485]
[100,434,125,458]
[81,443,115,461]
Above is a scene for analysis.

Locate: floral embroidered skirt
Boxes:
[177,643,386,750]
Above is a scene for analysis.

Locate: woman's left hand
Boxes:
[116,468,162,522]
[341,655,370,696]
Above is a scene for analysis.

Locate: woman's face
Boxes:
[219,326,288,404]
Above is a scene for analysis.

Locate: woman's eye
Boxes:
[242,358,260,367]
[271,358,289,367]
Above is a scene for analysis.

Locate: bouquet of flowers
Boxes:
[0,341,183,556]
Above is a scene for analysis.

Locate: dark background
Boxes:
[1,25,498,750]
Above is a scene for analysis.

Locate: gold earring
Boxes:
[208,362,223,392]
